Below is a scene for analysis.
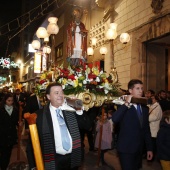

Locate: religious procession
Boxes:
[0,0,170,170]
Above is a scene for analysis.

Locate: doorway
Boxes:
[145,34,170,92]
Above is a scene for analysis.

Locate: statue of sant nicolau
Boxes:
[66,7,88,66]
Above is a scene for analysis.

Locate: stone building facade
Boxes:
[21,0,170,93]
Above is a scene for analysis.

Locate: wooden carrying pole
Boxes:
[97,106,105,166]
[24,113,45,170]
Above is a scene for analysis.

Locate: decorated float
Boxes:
[35,64,121,111]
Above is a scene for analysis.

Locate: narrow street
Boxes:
[79,137,162,170]
[9,135,162,170]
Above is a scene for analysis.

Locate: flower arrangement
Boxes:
[54,64,121,96]
[35,72,50,96]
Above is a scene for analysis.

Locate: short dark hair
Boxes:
[152,94,159,101]
[128,79,143,90]
[148,89,155,95]
[163,110,170,122]
[46,82,62,94]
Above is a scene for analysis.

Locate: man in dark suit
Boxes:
[24,92,42,114]
[112,79,153,170]
[26,82,90,170]
[13,88,25,110]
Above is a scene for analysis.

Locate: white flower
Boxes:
[104,83,112,90]
[96,77,100,82]
[83,80,87,84]
[104,89,109,94]
[62,85,65,89]
[78,73,82,77]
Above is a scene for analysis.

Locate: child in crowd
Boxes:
[108,110,114,149]
[95,111,112,165]
[0,93,19,170]
[157,110,170,170]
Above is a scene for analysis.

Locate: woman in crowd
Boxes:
[149,95,162,159]
[0,93,19,170]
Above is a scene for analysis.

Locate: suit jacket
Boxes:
[13,93,25,109]
[112,104,152,153]
[24,94,40,114]
[27,103,91,169]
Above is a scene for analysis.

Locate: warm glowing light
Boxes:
[34,53,42,73]
[99,46,108,55]
[47,17,59,35]
[120,33,130,44]
[36,27,48,39]
[31,40,40,50]
[110,23,118,30]
[43,46,51,54]
[87,47,94,56]
[91,37,97,46]
[105,28,117,40]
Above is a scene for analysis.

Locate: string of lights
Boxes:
[0,0,70,57]
[0,0,69,38]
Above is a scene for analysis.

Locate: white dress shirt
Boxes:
[50,100,83,155]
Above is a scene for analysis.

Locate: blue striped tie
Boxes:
[56,109,71,151]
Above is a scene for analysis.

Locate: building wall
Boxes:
[111,0,170,90]
[21,0,170,92]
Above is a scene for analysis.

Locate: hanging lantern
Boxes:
[36,27,48,39]
[47,17,59,35]
[105,29,117,40]
[99,46,108,55]
[110,23,118,31]
[44,36,49,43]
[91,37,97,46]
[31,40,40,50]
[43,46,51,54]
[120,33,130,44]
[87,47,94,56]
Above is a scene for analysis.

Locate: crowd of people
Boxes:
[0,81,170,170]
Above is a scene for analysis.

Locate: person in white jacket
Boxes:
[149,95,163,159]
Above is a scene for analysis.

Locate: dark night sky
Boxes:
[0,0,22,57]
[0,0,72,58]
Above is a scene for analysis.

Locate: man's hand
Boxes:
[125,95,133,103]
[147,151,153,160]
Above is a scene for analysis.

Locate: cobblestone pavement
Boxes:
[9,136,162,170]
[79,138,162,170]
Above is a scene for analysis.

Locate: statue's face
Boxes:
[73,9,81,23]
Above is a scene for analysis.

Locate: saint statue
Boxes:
[67,7,88,66]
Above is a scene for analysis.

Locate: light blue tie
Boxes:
[56,109,71,151]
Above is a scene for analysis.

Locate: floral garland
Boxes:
[56,64,120,96]
[36,64,121,97]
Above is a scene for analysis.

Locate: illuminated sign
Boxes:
[28,44,36,53]
[0,77,6,82]
[0,57,20,69]
[42,54,47,71]
[34,53,41,73]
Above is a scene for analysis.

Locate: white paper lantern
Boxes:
[47,17,59,35]
[99,46,108,55]
[87,47,94,56]
[31,40,40,50]
[36,27,48,39]
[105,29,117,40]
[120,33,130,44]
